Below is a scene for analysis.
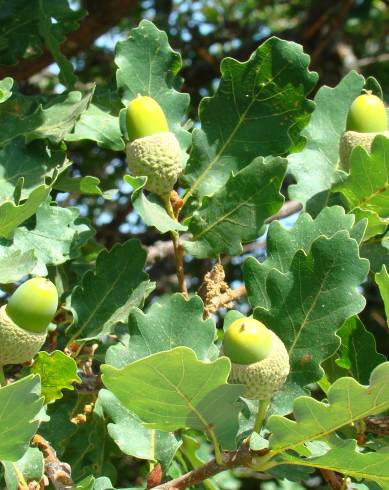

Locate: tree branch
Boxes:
[0,0,139,81]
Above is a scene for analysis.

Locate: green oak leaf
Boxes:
[65,103,124,151]
[0,375,43,462]
[288,70,365,206]
[38,7,77,87]
[376,265,389,323]
[269,442,389,490]
[99,389,180,469]
[0,1,84,66]
[267,362,389,453]
[0,185,50,239]
[182,36,317,200]
[106,293,217,367]
[102,347,243,450]
[352,208,388,241]
[0,89,94,147]
[0,78,13,103]
[0,138,67,202]
[13,201,94,275]
[68,239,149,341]
[115,20,190,151]
[184,156,286,258]
[334,135,389,220]
[31,351,81,404]
[0,244,37,283]
[254,231,369,409]
[125,175,187,233]
[244,205,364,310]
[2,447,44,490]
[55,172,117,200]
[361,231,389,273]
[336,316,386,384]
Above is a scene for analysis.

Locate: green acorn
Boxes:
[0,278,58,366]
[222,317,289,400]
[339,92,389,170]
[125,96,182,197]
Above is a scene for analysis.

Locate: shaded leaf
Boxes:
[68,239,149,341]
[376,266,389,323]
[336,316,386,384]
[184,156,286,258]
[2,447,44,490]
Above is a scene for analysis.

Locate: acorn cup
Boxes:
[221,317,290,401]
[339,91,389,171]
[125,95,182,197]
[0,278,58,366]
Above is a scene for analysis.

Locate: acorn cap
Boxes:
[339,130,389,171]
[126,132,182,197]
[226,330,290,400]
[0,305,47,366]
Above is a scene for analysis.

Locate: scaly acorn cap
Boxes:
[126,132,182,197]
[226,330,290,400]
[0,305,46,366]
[339,130,389,171]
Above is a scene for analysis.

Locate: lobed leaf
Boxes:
[68,239,149,341]
[376,266,389,323]
[184,156,286,258]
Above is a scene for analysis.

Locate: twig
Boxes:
[164,196,188,296]
[320,469,343,490]
[365,416,389,435]
[154,444,264,490]
[265,200,302,224]
[32,435,73,490]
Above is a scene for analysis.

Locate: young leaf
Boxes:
[0,375,43,462]
[31,351,81,404]
[269,441,389,490]
[106,293,217,365]
[334,135,389,219]
[116,20,190,150]
[336,316,386,384]
[184,156,286,258]
[182,37,317,199]
[102,346,243,450]
[68,239,149,341]
[125,175,187,233]
[13,202,94,275]
[288,71,365,205]
[267,362,389,453]
[99,389,180,469]
[254,231,369,408]
[244,206,362,309]
[376,266,389,322]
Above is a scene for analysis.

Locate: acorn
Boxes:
[125,96,182,197]
[339,92,389,170]
[0,278,58,366]
[222,317,289,400]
